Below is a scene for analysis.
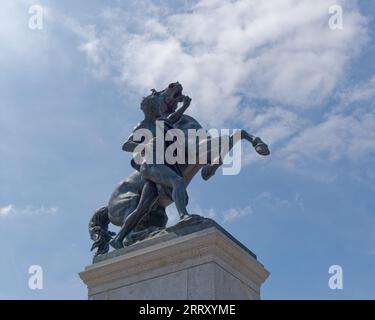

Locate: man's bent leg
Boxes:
[144,165,190,219]
[110,181,159,249]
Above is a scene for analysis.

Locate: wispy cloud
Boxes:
[166,204,216,227]
[339,75,375,108]
[0,204,58,218]
[222,205,253,223]
[188,191,304,224]
[192,205,216,219]
[0,0,53,66]
[166,202,250,225]
[279,74,375,174]
[255,192,291,208]
[0,205,14,217]
[74,0,368,128]
[69,0,375,182]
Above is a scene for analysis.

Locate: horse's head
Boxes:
[158,82,185,115]
[140,82,183,118]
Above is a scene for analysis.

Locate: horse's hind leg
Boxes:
[219,130,269,156]
[200,134,232,181]
[110,181,159,249]
[241,130,270,156]
[201,130,270,180]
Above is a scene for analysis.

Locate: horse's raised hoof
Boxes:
[201,165,218,181]
[253,137,270,156]
[109,238,124,250]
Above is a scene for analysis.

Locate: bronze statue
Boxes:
[89,82,270,256]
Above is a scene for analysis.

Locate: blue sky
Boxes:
[1,0,375,299]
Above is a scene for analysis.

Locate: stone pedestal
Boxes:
[79,217,269,300]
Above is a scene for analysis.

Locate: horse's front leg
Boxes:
[201,130,270,181]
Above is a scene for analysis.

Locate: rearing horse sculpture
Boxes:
[89,82,270,256]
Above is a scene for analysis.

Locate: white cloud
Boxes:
[166,203,215,226]
[166,201,250,225]
[76,0,367,127]
[339,75,375,108]
[0,205,14,217]
[0,0,51,65]
[281,113,375,164]
[254,191,292,209]
[222,205,253,223]
[246,107,302,143]
[70,0,375,179]
[165,191,301,226]
[0,204,58,218]
[279,73,375,171]
[192,205,216,219]
[165,206,179,226]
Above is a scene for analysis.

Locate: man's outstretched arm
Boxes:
[122,123,147,152]
[122,133,139,152]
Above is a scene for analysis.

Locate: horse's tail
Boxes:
[89,206,116,256]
